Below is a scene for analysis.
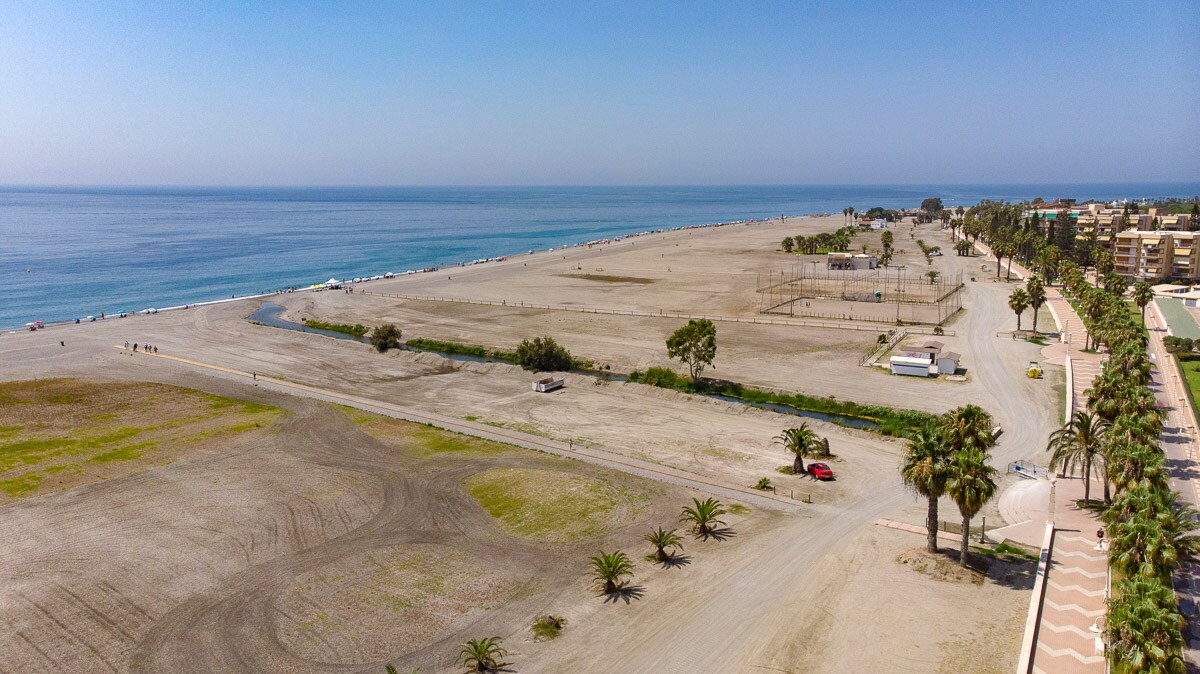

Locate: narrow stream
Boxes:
[247,302,881,432]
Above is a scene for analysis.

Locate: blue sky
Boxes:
[1,1,1197,185]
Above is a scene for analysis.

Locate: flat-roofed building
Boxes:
[1114,231,1200,281]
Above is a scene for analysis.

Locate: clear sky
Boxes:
[1,1,1197,186]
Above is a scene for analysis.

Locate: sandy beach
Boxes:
[0,215,1057,673]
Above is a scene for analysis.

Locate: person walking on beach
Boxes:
[153,346,158,354]
[133,343,138,352]
[124,341,129,349]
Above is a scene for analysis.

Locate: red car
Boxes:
[808,462,834,480]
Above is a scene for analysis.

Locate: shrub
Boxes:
[631,366,686,389]
[531,615,566,641]
[369,323,403,352]
[515,336,573,372]
[754,477,772,490]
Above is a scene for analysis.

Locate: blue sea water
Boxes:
[2,184,1197,329]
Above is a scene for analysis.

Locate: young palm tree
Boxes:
[1106,575,1187,673]
[1047,410,1108,503]
[945,448,998,566]
[1108,500,1200,579]
[1026,275,1046,333]
[590,551,634,594]
[774,424,818,474]
[1008,288,1030,331]
[1132,281,1154,326]
[900,422,951,554]
[459,636,506,673]
[644,527,683,562]
[680,497,728,537]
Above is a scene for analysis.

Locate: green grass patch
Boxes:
[727,503,751,515]
[531,615,567,640]
[301,318,369,337]
[627,369,933,437]
[406,337,516,361]
[91,441,158,463]
[971,541,1039,561]
[465,467,646,543]
[1174,355,1200,421]
[558,273,656,284]
[0,472,41,496]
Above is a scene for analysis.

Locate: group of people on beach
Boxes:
[124,341,158,354]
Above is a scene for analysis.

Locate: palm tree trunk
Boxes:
[793,454,804,474]
[1083,453,1091,503]
[926,495,939,554]
[959,513,970,566]
[1032,306,1039,333]
[1016,313,1022,331]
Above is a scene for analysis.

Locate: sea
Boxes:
[2,184,1198,329]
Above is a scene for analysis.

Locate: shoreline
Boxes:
[3,213,821,333]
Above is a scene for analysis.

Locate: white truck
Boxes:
[532,377,565,393]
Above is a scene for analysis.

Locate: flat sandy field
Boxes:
[0,215,1060,672]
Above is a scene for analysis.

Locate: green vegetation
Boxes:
[754,477,772,491]
[405,337,511,360]
[680,497,727,538]
[465,467,645,542]
[783,225,862,255]
[514,336,573,372]
[559,273,656,284]
[644,527,684,562]
[971,542,1039,561]
[590,551,634,594]
[774,423,820,474]
[531,615,566,640]
[666,319,717,381]
[0,379,281,499]
[302,318,369,337]
[369,323,403,352]
[459,636,506,673]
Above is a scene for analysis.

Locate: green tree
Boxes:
[1132,281,1154,326]
[1026,275,1046,333]
[1108,499,1200,580]
[900,422,951,554]
[945,448,998,566]
[680,497,728,537]
[1047,410,1108,503]
[459,637,506,672]
[644,527,683,563]
[369,323,403,352]
[1106,575,1187,674]
[590,551,634,594]
[941,404,996,455]
[515,336,573,372]
[926,270,940,285]
[774,424,819,474]
[881,230,894,250]
[1008,288,1030,331]
[920,197,944,213]
[781,237,794,253]
[666,319,717,382]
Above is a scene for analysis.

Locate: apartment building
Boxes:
[1113,230,1200,281]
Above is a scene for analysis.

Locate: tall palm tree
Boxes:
[1132,281,1154,326]
[1106,575,1187,673]
[1008,288,1030,331]
[1047,410,1109,503]
[680,497,728,537]
[945,448,998,566]
[644,527,683,562]
[590,551,634,594]
[1027,275,1047,333]
[774,424,818,474]
[900,422,951,554]
[459,637,506,673]
[941,405,996,455]
[1108,500,1200,580]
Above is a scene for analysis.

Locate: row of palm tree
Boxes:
[900,404,999,566]
[1007,274,1048,333]
[1055,267,1198,672]
[590,496,730,591]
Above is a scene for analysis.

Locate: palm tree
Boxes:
[1008,288,1030,331]
[590,551,634,594]
[459,637,506,672]
[941,404,996,455]
[926,270,940,285]
[1027,275,1046,333]
[1108,500,1200,580]
[644,527,683,562]
[1047,410,1108,503]
[900,422,951,554]
[1132,281,1154,326]
[774,424,819,474]
[1106,575,1187,673]
[945,448,998,566]
[680,497,728,537]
